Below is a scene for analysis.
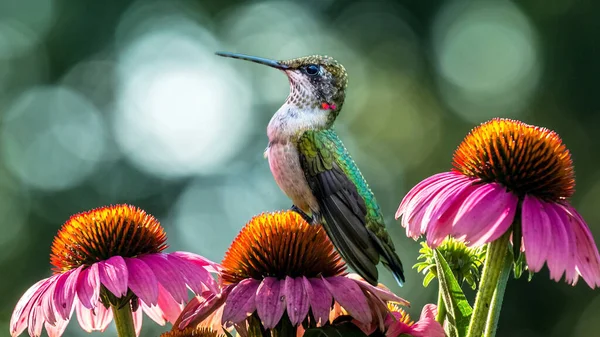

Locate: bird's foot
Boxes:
[290,205,318,225]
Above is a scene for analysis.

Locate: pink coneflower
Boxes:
[351,302,444,337]
[174,211,408,335]
[396,118,600,288]
[10,204,219,337]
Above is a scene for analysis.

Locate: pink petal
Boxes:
[426,180,478,248]
[166,254,218,295]
[171,251,223,274]
[409,317,446,337]
[132,307,143,337]
[255,277,286,329]
[53,267,82,320]
[75,300,113,333]
[156,283,185,323]
[562,204,600,288]
[347,274,410,307]
[521,196,552,272]
[98,256,128,298]
[451,183,518,247]
[139,254,187,304]
[284,276,310,326]
[419,304,438,321]
[322,276,372,324]
[178,288,230,329]
[540,203,572,281]
[76,264,100,309]
[398,173,463,239]
[396,172,460,218]
[222,278,260,324]
[44,318,69,337]
[11,278,51,337]
[126,258,159,305]
[41,279,58,326]
[307,278,332,326]
[28,306,45,337]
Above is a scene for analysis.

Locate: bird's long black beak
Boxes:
[216,52,290,70]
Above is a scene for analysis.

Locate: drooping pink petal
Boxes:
[426,179,478,248]
[98,256,128,298]
[140,300,166,326]
[139,254,188,304]
[41,278,59,326]
[521,196,552,272]
[53,266,82,320]
[554,205,581,284]
[171,251,222,274]
[539,203,572,282]
[11,278,51,337]
[132,307,143,337]
[177,288,230,329]
[28,306,45,337]
[561,204,600,288]
[322,276,371,324]
[255,277,286,329]
[222,278,260,324]
[398,173,464,239]
[347,274,410,307]
[307,278,332,326]
[419,304,438,320]
[126,257,159,305]
[45,317,69,337]
[451,183,518,247]
[156,283,185,323]
[166,254,218,295]
[76,264,100,309]
[75,300,113,332]
[284,276,311,326]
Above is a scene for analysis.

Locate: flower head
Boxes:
[10,204,219,337]
[414,238,486,289]
[176,211,407,334]
[396,118,600,288]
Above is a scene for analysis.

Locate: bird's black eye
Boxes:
[305,64,320,76]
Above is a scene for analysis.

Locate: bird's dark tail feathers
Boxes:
[369,232,405,287]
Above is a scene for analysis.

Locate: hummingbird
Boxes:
[217,52,405,286]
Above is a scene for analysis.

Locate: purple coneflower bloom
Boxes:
[10,204,219,337]
[396,118,600,287]
[174,211,408,335]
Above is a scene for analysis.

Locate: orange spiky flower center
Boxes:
[221,211,346,284]
[50,204,167,273]
[388,302,414,326]
[160,326,223,337]
[452,118,575,202]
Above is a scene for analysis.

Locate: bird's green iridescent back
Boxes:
[298,129,395,247]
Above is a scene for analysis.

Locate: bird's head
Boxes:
[217,52,348,126]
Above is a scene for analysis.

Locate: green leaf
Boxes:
[434,249,473,337]
[303,321,368,337]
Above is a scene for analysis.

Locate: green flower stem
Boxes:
[436,288,447,324]
[466,232,510,337]
[484,249,512,337]
[111,304,136,337]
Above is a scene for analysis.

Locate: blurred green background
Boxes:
[1,0,599,336]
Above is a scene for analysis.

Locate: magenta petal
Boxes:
[139,254,187,304]
[561,204,600,288]
[41,279,58,326]
[348,275,409,307]
[540,203,572,281]
[126,258,159,305]
[255,277,286,329]
[284,276,310,326]
[76,264,100,309]
[75,300,113,332]
[307,278,332,326]
[132,306,143,337]
[178,288,230,329]
[171,251,222,274]
[11,278,50,336]
[53,267,82,320]
[166,254,218,295]
[222,278,260,324]
[322,276,371,324]
[409,318,445,337]
[451,183,518,247]
[28,306,45,337]
[141,300,166,326]
[157,283,184,323]
[521,196,552,272]
[45,318,68,337]
[98,256,128,298]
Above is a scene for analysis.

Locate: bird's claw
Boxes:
[290,205,317,225]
